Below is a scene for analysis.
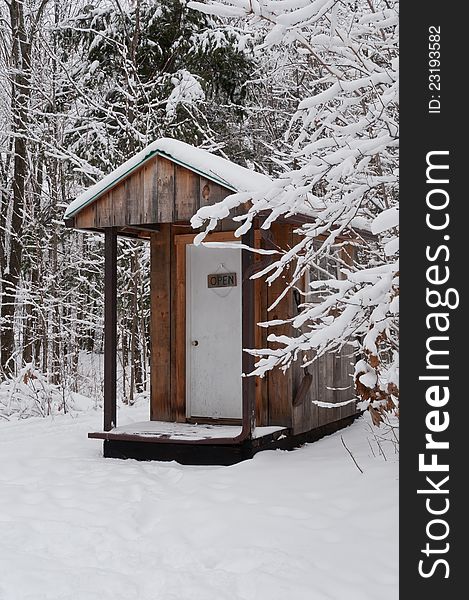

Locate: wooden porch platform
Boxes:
[88,421,287,443]
[89,413,361,465]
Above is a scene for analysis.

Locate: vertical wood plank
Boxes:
[316,352,338,426]
[174,235,186,421]
[242,227,256,435]
[75,202,96,229]
[150,227,172,420]
[124,178,132,226]
[157,157,175,222]
[316,354,328,427]
[126,168,144,224]
[104,228,117,431]
[310,358,319,430]
[199,178,229,232]
[175,165,199,222]
[254,231,269,426]
[143,157,158,223]
[199,178,228,207]
[290,228,313,435]
[338,345,356,419]
[330,352,339,423]
[97,191,113,228]
[267,223,293,427]
[111,182,126,227]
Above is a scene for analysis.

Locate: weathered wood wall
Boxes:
[150,223,357,432]
[150,226,172,421]
[254,224,357,434]
[74,156,235,229]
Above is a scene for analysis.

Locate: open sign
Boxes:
[207,273,237,288]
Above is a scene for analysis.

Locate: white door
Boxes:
[186,243,242,419]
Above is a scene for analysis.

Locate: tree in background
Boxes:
[58,0,255,176]
[1,0,399,426]
[189,0,399,424]
[0,0,259,412]
[1,0,107,397]
[0,0,51,374]
[53,0,257,398]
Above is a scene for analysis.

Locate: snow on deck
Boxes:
[107,420,286,440]
[64,138,272,219]
[0,402,398,600]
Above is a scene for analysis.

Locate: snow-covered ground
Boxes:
[0,403,398,600]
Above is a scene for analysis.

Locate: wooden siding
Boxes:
[174,231,187,422]
[128,197,356,434]
[254,231,269,426]
[74,156,232,229]
[150,226,172,421]
[290,241,357,435]
[266,223,293,427]
[251,225,357,434]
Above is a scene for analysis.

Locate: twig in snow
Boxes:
[341,436,363,474]
[367,436,376,458]
[374,434,387,462]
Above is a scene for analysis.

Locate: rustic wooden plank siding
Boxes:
[290,236,313,435]
[337,246,356,420]
[95,189,113,228]
[337,345,356,419]
[74,202,96,229]
[199,177,227,208]
[291,240,359,433]
[72,159,240,229]
[198,177,228,232]
[175,165,199,222]
[111,182,126,227]
[326,352,340,424]
[172,228,187,422]
[266,223,293,427]
[292,365,318,435]
[143,157,158,223]
[197,177,233,231]
[254,231,269,426]
[124,168,142,225]
[156,157,175,222]
[315,355,327,427]
[150,227,172,420]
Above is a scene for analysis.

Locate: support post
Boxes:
[104,228,117,431]
[242,227,256,436]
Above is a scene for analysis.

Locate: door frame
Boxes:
[184,235,243,423]
[174,228,257,437]
[175,232,238,423]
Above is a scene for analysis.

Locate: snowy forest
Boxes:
[0,0,398,424]
[1,2,399,598]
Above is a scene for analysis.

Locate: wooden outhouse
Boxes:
[65,138,360,464]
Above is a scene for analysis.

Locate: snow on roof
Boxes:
[64,138,272,219]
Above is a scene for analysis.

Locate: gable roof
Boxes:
[64,138,272,219]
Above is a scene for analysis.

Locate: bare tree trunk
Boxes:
[1,0,31,373]
[1,0,50,374]
[121,326,128,403]
[129,247,143,404]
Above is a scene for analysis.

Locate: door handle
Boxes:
[191,340,199,347]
